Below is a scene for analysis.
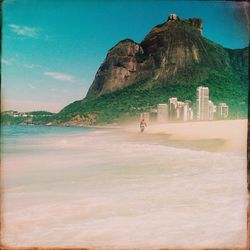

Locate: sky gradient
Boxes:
[2,0,249,112]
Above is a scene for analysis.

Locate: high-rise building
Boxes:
[168,98,193,122]
[183,100,192,122]
[196,86,209,120]
[217,103,229,119]
[168,97,178,120]
[188,108,194,121]
[208,100,216,120]
[157,104,168,123]
[176,101,185,120]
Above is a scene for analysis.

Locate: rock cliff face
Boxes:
[87,14,221,97]
[87,39,145,95]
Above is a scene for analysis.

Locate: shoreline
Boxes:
[2,119,248,153]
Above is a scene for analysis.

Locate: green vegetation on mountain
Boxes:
[57,65,248,124]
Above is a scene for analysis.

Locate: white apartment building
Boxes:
[168,97,178,120]
[196,86,209,120]
[217,103,229,119]
[189,108,194,121]
[208,100,216,120]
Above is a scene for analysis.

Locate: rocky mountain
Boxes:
[57,14,248,124]
[86,14,247,98]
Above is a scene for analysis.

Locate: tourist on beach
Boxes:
[140,119,147,133]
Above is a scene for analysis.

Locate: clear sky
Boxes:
[2,0,249,112]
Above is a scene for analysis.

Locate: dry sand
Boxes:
[121,119,248,152]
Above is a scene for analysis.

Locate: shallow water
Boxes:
[1,126,248,248]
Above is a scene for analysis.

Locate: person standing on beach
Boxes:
[140,119,147,133]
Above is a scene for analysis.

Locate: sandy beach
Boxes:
[2,122,248,248]
[122,119,248,153]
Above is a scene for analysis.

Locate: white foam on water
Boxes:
[1,129,248,248]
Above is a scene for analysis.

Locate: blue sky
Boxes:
[2,0,249,112]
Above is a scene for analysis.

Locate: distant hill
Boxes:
[1,110,55,125]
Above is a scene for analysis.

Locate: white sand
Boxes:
[122,119,248,152]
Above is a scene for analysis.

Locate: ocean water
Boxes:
[1,125,247,248]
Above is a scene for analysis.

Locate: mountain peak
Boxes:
[86,14,232,97]
[167,13,180,22]
[185,17,203,33]
[166,14,202,33]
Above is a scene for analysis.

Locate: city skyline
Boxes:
[149,86,228,123]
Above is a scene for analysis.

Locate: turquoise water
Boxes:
[1,125,95,154]
[1,125,94,138]
[1,125,247,248]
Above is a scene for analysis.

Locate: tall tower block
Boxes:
[196,86,209,120]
